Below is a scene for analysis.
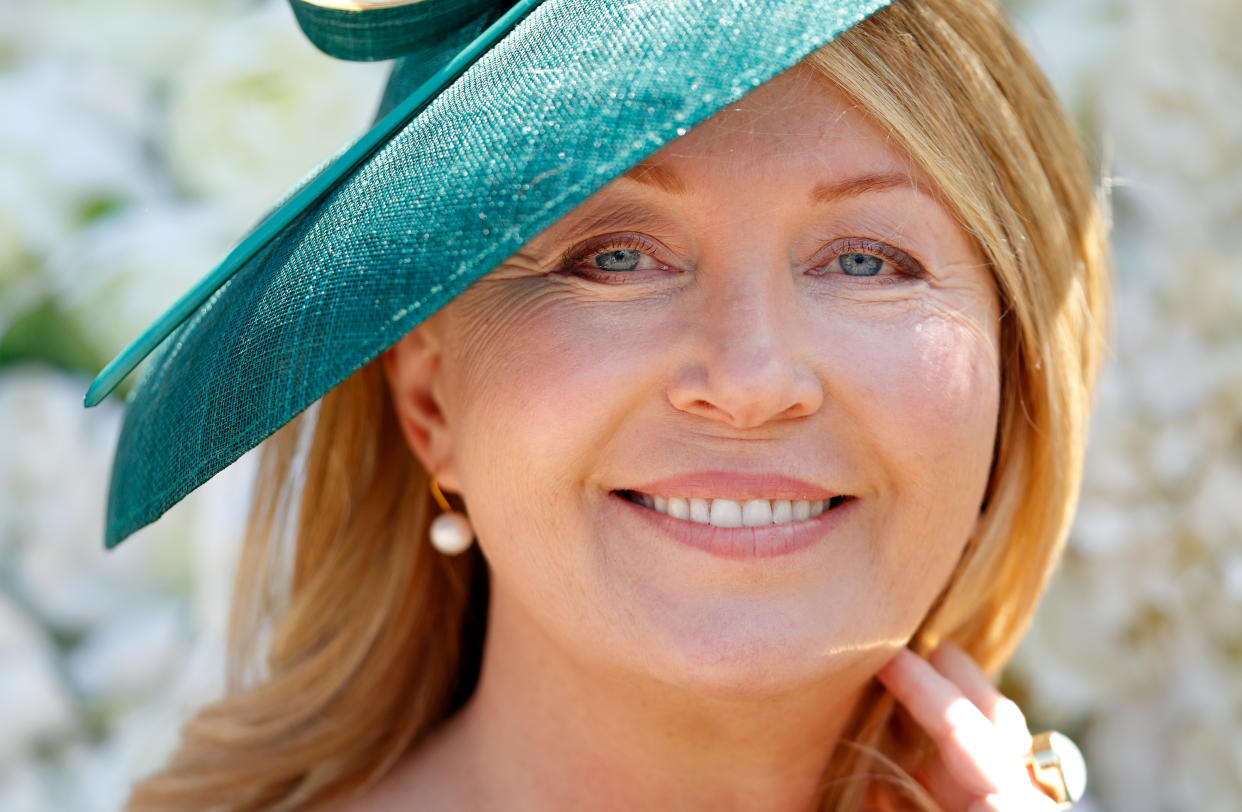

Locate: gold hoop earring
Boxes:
[428,477,474,555]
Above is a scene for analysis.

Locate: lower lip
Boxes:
[613,493,855,560]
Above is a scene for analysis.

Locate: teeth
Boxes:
[633,493,841,527]
[742,499,772,527]
[710,499,743,527]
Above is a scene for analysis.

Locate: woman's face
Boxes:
[391,63,1000,695]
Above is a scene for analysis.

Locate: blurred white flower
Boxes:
[0,592,77,765]
[2,0,1241,810]
[0,58,157,334]
[1222,554,1242,603]
[3,0,350,807]
[0,367,118,567]
[67,602,185,700]
[1103,0,1242,246]
[1132,326,1213,420]
[0,761,58,812]
[1147,423,1201,487]
[1005,0,1122,121]
[30,0,244,80]
[41,204,239,363]
[0,643,76,764]
[1068,503,1132,558]
[1007,0,1242,806]
[160,1,388,222]
[0,366,254,801]
[1190,462,1242,547]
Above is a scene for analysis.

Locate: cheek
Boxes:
[836,297,998,475]
[436,287,671,558]
[446,293,663,454]
[818,299,999,630]
[828,298,999,555]
[909,313,1000,451]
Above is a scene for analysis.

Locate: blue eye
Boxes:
[595,249,643,272]
[558,233,672,281]
[811,239,925,282]
[838,253,884,276]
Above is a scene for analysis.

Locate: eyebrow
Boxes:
[620,159,688,195]
[619,161,926,205]
[809,171,925,205]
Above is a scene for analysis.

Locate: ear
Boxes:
[381,322,461,491]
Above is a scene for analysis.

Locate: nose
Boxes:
[666,273,824,429]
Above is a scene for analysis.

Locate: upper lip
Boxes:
[621,471,839,501]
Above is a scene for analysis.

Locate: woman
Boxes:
[92,0,1108,808]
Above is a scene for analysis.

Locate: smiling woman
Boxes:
[99,0,1109,810]
[396,70,1002,711]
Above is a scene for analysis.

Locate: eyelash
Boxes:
[556,233,671,281]
[555,234,925,282]
[814,237,927,282]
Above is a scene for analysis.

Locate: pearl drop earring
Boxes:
[428,477,474,555]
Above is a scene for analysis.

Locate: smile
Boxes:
[618,490,851,528]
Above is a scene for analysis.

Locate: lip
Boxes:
[624,471,838,501]
[611,489,855,560]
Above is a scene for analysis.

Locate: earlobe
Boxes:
[381,324,460,490]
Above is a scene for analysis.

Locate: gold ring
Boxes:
[1024,731,1087,808]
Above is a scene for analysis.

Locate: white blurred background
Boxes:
[1,0,1239,809]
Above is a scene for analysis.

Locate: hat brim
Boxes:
[96,0,895,548]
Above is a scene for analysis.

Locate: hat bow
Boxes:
[290,0,514,61]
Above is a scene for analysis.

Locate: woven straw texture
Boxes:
[105,0,895,547]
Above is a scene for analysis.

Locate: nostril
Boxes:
[778,400,812,420]
[675,398,728,421]
[665,354,822,428]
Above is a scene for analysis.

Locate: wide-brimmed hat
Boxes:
[86,0,895,549]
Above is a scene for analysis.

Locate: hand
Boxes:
[876,643,1060,812]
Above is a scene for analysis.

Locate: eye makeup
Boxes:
[555,232,676,282]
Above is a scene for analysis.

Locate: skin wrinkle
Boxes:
[381,65,1002,811]
[535,200,694,264]
[530,185,957,292]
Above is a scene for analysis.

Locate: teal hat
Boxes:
[86,0,896,548]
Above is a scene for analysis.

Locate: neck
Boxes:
[429,590,871,812]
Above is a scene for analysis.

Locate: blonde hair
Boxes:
[126,0,1109,809]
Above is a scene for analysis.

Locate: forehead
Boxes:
[612,62,935,205]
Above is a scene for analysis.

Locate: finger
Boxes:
[877,648,1032,798]
[923,757,1061,812]
[919,739,1063,812]
[929,642,1033,757]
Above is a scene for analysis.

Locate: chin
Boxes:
[626,603,884,701]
